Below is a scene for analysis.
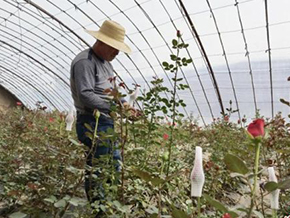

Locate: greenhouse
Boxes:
[0,0,289,217]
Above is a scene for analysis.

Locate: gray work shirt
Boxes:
[70,48,114,114]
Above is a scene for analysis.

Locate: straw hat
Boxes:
[85,20,131,54]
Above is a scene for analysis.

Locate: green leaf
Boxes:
[149,214,158,218]
[204,194,228,213]
[278,178,290,190]
[54,199,66,208]
[280,98,290,107]
[9,212,27,218]
[69,138,81,146]
[253,210,264,218]
[264,181,278,192]
[85,131,93,139]
[172,39,178,46]
[132,169,165,186]
[44,195,57,203]
[69,197,87,206]
[162,61,169,67]
[170,54,177,61]
[276,149,290,154]
[171,207,190,218]
[186,58,192,63]
[84,123,93,132]
[224,154,249,175]
[228,211,239,218]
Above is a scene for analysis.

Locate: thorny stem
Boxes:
[120,104,128,203]
[166,39,180,176]
[247,142,261,218]
[260,186,265,217]
[59,172,85,218]
[88,111,100,201]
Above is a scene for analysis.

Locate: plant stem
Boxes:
[247,142,261,218]
[197,197,201,218]
[272,209,277,218]
[158,188,162,218]
[88,111,100,201]
[166,42,180,176]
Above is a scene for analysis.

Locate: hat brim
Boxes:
[85,29,131,54]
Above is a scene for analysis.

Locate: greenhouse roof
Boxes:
[1,0,290,125]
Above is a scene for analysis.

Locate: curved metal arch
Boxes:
[0,28,70,80]
[22,0,90,48]
[69,0,157,91]
[0,8,72,67]
[0,50,71,109]
[158,0,213,123]
[0,75,42,108]
[0,40,69,86]
[177,0,225,116]
[107,0,189,117]
[134,0,207,124]
[0,65,59,109]
[4,0,84,51]
[18,0,145,107]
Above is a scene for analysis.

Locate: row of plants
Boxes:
[0,31,289,218]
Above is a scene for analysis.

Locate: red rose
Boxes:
[163,133,169,140]
[16,102,22,106]
[222,213,232,218]
[247,118,265,137]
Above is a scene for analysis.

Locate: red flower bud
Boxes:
[222,213,232,218]
[177,30,181,37]
[247,118,265,138]
[224,116,229,122]
[163,133,169,140]
[16,102,22,106]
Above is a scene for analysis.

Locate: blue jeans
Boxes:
[76,113,121,203]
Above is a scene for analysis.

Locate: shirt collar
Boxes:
[90,48,105,63]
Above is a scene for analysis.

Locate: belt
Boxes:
[77,110,111,118]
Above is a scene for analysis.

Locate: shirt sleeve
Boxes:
[72,59,111,112]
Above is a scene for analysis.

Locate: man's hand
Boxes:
[123,102,143,121]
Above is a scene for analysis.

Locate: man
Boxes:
[70,20,133,208]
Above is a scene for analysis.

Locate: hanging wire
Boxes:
[176,0,225,116]
[234,0,258,113]
[205,0,241,121]
[264,0,274,118]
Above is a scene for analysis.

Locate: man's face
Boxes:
[102,43,119,62]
